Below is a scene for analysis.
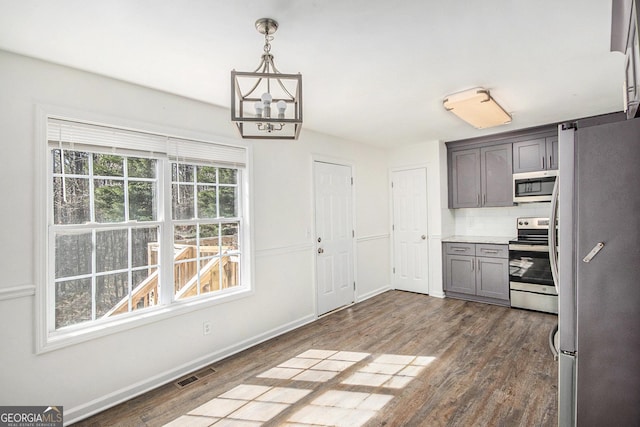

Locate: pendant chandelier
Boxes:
[231,18,302,140]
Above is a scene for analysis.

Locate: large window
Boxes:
[42,117,248,347]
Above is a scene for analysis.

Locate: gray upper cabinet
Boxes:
[547,136,559,170]
[450,143,513,208]
[512,138,545,173]
[512,136,558,173]
[447,124,557,209]
[450,149,481,208]
[480,144,513,207]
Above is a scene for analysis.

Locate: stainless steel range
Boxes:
[509,217,558,314]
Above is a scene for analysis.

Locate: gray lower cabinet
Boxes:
[476,256,509,300]
[446,254,476,294]
[443,242,510,306]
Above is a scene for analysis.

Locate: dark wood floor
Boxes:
[73,291,558,426]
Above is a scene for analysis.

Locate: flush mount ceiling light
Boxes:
[231,18,302,140]
[443,88,512,129]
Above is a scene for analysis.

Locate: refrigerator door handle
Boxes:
[582,242,605,263]
[549,175,560,293]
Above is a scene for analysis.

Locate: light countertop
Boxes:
[442,235,514,245]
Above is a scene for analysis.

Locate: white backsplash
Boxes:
[452,203,552,238]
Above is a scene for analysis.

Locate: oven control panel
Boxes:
[517,217,550,229]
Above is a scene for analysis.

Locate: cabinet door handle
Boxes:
[549,155,553,168]
[483,194,486,205]
[482,249,499,254]
[452,247,468,252]
[542,156,545,169]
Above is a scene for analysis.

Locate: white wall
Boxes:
[0,50,390,423]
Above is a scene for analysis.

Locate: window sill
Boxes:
[37,286,253,354]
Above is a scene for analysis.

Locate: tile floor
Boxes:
[164,349,435,427]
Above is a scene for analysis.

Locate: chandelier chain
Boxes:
[263,34,273,54]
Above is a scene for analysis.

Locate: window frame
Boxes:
[35,106,253,354]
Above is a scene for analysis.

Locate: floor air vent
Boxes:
[175,366,217,389]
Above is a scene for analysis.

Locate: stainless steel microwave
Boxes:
[513,170,558,203]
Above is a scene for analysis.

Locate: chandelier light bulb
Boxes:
[261,92,272,105]
[277,100,287,119]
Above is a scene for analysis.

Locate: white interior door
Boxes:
[392,168,429,294]
[314,161,354,315]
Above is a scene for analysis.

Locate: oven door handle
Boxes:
[509,244,550,252]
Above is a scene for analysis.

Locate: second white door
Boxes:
[314,161,355,315]
[392,168,429,294]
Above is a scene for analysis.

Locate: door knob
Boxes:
[318,248,324,254]
[421,235,426,240]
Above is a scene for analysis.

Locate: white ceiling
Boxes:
[0,0,625,147]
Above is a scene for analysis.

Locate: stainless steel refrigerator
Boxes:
[555,114,640,426]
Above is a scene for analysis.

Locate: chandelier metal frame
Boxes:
[231,18,302,140]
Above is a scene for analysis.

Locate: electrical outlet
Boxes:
[203,321,211,336]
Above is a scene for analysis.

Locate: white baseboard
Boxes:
[63,313,316,425]
[357,285,392,303]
